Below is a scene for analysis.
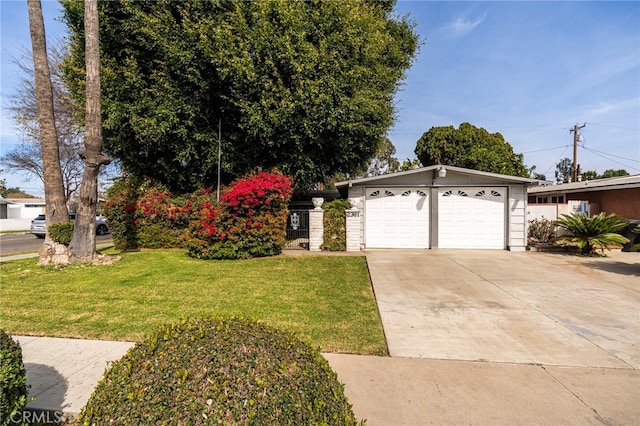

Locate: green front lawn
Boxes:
[0,251,387,355]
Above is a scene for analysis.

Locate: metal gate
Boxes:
[285,209,310,250]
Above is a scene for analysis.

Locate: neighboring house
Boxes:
[3,198,46,219]
[527,175,640,220]
[0,198,46,232]
[335,165,540,251]
[0,198,10,219]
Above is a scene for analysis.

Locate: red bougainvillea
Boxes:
[221,172,293,214]
[105,172,293,259]
[188,172,293,259]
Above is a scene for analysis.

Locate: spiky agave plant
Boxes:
[554,213,629,255]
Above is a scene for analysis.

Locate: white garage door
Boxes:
[438,188,506,249]
[365,188,429,248]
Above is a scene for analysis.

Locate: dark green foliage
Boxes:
[581,168,630,181]
[555,158,573,183]
[414,122,529,177]
[48,222,74,246]
[554,213,630,255]
[527,218,556,244]
[322,200,350,251]
[600,169,630,179]
[61,0,418,191]
[103,177,190,251]
[102,178,140,251]
[633,224,640,252]
[79,317,361,425]
[0,330,29,426]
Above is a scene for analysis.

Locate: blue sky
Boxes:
[390,1,640,178]
[1,1,639,196]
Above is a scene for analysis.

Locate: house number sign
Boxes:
[345,210,360,218]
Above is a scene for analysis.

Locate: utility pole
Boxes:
[570,123,586,182]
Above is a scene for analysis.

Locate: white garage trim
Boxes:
[365,187,429,248]
[438,187,506,249]
[335,165,539,251]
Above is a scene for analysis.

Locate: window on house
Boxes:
[551,196,565,204]
[537,196,548,203]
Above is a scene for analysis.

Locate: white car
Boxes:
[30,214,109,238]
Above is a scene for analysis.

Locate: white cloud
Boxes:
[585,97,640,119]
[443,12,487,38]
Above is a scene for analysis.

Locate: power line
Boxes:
[541,145,569,176]
[522,144,571,154]
[581,147,640,172]
[582,147,640,163]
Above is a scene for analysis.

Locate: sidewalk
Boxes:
[16,336,639,425]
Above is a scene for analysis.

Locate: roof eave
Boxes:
[335,165,541,188]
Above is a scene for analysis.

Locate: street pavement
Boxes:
[11,249,640,425]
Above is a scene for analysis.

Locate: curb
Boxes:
[0,243,114,263]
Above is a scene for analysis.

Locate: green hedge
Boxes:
[0,330,29,426]
[80,317,361,425]
[103,178,188,251]
[48,222,74,246]
[322,200,350,251]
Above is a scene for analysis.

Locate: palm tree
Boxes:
[27,0,69,265]
[554,213,629,256]
[69,0,112,262]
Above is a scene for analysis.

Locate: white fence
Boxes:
[527,201,589,222]
[0,218,32,232]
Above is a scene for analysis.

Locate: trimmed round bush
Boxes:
[0,330,29,426]
[48,222,74,246]
[80,317,361,425]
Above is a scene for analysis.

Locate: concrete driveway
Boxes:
[325,249,639,425]
[366,249,639,367]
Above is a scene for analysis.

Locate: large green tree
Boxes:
[555,158,572,183]
[600,169,630,179]
[414,122,529,177]
[61,0,418,192]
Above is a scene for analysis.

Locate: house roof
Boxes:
[335,164,541,188]
[528,174,640,195]
[4,198,46,204]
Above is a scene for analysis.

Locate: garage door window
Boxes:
[442,190,469,197]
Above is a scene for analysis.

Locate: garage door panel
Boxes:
[366,188,429,248]
[438,187,505,249]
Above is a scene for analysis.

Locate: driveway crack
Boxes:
[540,365,612,425]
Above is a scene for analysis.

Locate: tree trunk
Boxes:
[27,0,70,266]
[69,0,112,263]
